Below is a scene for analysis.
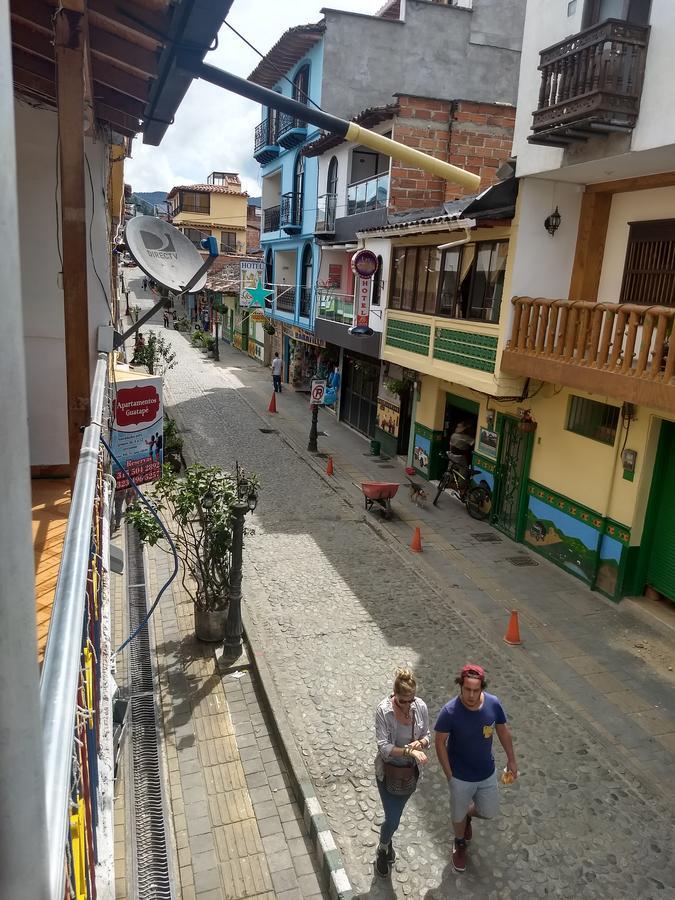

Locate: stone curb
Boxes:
[241,607,354,900]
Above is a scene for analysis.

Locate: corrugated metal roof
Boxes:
[205,254,263,293]
[167,179,246,199]
[357,197,478,234]
[248,23,325,88]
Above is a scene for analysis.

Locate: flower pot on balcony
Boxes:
[519,420,537,433]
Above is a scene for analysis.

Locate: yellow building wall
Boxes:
[172,191,248,251]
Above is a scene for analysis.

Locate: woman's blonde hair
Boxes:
[393,666,417,696]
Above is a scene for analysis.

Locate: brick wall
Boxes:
[388,95,515,213]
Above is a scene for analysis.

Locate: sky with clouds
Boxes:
[126,0,383,197]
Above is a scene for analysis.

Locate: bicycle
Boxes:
[432,453,491,521]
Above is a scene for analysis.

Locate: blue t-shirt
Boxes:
[434,693,507,781]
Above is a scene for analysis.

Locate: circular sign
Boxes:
[311,381,326,404]
[125,215,207,293]
[351,249,379,279]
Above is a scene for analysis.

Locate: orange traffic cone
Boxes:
[268,392,277,413]
[504,610,522,645]
[326,456,334,476]
[410,526,423,553]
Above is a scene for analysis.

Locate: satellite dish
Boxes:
[125,215,208,293]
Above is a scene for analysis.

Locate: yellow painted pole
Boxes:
[345,122,481,193]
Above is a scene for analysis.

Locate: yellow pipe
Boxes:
[345,122,481,193]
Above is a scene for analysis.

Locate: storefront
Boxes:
[285,325,333,392]
[375,365,415,458]
[340,350,380,437]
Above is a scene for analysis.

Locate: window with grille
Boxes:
[389,246,440,313]
[182,227,205,248]
[180,191,210,214]
[565,395,620,445]
[220,232,236,252]
[619,219,675,307]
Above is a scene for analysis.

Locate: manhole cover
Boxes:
[259,428,278,434]
[472,532,502,543]
[506,556,538,567]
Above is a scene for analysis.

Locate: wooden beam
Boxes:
[13,65,56,103]
[568,191,612,302]
[94,81,145,118]
[88,0,170,36]
[54,7,91,476]
[9,20,54,62]
[95,101,140,135]
[91,56,151,102]
[89,25,158,79]
[586,171,675,195]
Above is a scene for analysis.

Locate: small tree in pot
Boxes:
[125,463,259,641]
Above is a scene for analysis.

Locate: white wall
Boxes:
[15,101,113,466]
[363,237,391,334]
[508,177,583,299]
[597,184,675,300]
[514,0,675,178]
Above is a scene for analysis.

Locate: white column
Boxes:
[0,1,50,896]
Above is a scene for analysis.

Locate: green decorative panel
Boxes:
[433,328,498,372]
[386,319,431,356]
[473,453,496,474]
[527,482,605,530]
[374,426,398,459]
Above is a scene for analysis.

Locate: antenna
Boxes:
[125,216,214,294]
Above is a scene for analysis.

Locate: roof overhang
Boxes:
[303,103,398,157]
[10,0,232,145]
[247,23,325,88]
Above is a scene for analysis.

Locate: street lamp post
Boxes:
[307,403,319,453]
[223,500,249,651]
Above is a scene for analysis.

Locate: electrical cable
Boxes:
[85,154,114,321]
[100,434,179,656]
[222,20,323,112]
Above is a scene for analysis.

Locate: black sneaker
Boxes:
[387,842,396,864]
[376,846,390,877]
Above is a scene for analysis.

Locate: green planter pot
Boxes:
[194,606,228,642]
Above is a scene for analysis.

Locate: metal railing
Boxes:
[277,110,306,138]
[346,172,389,216]
[317,289,355,325]
[254,117,277,152]
[280,192,302,229]
[41,353,108,900]
[275,284,296,313]
[262,205,280,233]
[532,19,649,135]
[315,193,337,233]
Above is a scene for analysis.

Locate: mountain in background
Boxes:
[134,190,168,208]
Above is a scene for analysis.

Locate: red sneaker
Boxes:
[452,840,467,873]
[464,815,472,843]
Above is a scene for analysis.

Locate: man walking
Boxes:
[434,663,518,873]
[271,352,283,393]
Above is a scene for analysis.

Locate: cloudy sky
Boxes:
[127,0,383,196]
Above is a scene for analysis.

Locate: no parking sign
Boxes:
[311,379,326,405]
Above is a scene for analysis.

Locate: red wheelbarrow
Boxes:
[361,482,400,519]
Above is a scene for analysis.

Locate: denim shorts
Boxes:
[449,772,500,822]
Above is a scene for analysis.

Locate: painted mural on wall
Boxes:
[471,454,495,494]
[596,523,629,597]
[524,488,601,584]
[377,398,400,436]
[413,432,431,477]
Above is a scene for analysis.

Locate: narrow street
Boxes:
[130,274,675,899]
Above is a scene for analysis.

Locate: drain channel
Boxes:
[126,526,173,899]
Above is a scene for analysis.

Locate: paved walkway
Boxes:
[128,275,675,898]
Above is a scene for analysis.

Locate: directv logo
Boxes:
[141,229,178,260]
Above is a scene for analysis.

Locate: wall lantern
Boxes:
[544,206,561,236]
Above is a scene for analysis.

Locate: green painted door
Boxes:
[646,422,675,602]
[491,415,533,541]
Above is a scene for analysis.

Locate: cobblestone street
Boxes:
[137,283,675,898]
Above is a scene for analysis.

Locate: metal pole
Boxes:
[307,404,319,453]
[224,502,248,650]
[0,0,49,893]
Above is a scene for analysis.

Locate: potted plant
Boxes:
[385,377,413,397]
[125,464,259,641]
[518,409,537,433]
[131,331,177,375]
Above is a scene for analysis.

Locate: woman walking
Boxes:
[374,666,430,877]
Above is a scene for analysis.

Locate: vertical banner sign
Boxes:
[351,249,379,326]
[111,370,164,488]
[240,260,266,308]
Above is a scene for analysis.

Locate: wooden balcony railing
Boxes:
[530,19,649,146]
[502,297,675,411]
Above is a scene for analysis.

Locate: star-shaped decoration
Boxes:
[246,278,274,309]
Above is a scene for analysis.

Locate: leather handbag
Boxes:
[383,716,418,796]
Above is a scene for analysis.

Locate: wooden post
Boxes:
[568,191,612,302]
[54,8,91,476]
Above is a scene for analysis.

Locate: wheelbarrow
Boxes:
[361,482,400,519]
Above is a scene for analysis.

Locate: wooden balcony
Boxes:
[530,19,649,147]
[501,297,675,412]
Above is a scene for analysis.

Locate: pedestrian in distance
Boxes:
[143,276,148,290]
[163,309,170,328]
[155,430,163,464]
[434,663,518,874]
[374,667,430,878]
[271,351,283,393]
